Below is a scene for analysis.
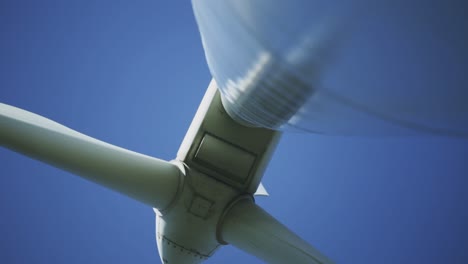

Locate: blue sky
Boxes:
[1,1,467,264]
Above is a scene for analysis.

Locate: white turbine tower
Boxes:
[1,1,467,264]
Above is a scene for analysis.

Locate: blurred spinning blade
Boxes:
[192,0,468,137]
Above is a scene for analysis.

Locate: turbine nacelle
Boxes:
[0,79,333,264]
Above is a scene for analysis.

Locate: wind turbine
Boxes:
[1,1,467,264]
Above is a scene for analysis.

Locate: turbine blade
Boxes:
[219,198,333,264]
[192,0,468,137]
[0,103,181,210]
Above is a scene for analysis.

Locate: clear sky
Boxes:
[1,1,467,264]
